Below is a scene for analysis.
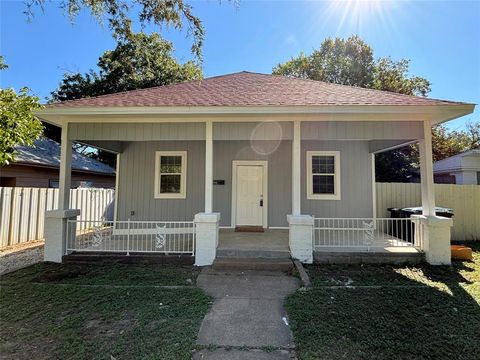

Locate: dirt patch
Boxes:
[83,312,138,338]
[32,267,93,283]
[0,324,57,360]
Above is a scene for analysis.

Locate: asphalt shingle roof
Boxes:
[14,137,115,175]
[48,71,466,108]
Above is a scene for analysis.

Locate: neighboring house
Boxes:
[433,149,480,184]
[37,72,475,266]
[0,137,115,188]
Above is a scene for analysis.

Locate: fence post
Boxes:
[127,218,130,256]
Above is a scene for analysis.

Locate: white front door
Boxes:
[235,165,264,226]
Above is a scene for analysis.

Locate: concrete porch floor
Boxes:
[218,229,289,252]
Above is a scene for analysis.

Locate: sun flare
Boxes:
[321,0,402,37]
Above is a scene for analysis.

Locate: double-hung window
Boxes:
[154,151,187,199]
[306,151,341,200]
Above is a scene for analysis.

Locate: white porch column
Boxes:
[205,120,213,213]
[288,121,313,263]
[194,212,220,266]
[45,124,80,263]
[419,119,435,216]
[292,120,301,215]
[58,124,72,210]
[194,121,219,266]
[415,119,452,265]
[288,215,313,264]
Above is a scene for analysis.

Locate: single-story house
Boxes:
[36,72,475,266]
[433,149,480,184]
[0,137,116,188]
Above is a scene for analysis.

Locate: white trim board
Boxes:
[231,160,268,228]
[306,151,341,201]
[154,151,187,199]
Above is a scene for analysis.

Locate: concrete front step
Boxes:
[213,257,294,272]
[216,248,291,259]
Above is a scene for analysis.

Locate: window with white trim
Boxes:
[154,151,187,199]
[306,151,341,200]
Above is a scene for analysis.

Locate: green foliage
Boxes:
[0,87,44,166]
[273,35,476,181]
[372,57,430,96]
[25,0,205,60]
[375,121,480,182]
[273,35,429,96]
[309,35,375,87]
[50,32,202,102]
[0,56,8,70]
[375,146,418,183]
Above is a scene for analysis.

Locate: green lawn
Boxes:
[0,263,211,360]
[286,243,480,360]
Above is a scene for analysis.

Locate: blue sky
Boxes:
[1,0,479,129]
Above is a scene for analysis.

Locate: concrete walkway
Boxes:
[193,268,299,359]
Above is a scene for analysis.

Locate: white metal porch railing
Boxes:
[66,220,195,255]
[313,218,422,250]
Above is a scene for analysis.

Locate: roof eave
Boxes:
[36,103,476,126]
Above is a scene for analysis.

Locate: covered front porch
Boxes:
[41,117,460,266]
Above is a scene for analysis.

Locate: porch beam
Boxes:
[419,119,436,216]
[292,120,301,216]
[58,124,72,210]
[205,120,213,213]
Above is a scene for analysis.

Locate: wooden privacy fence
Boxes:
[376,183,480,241]
[0,187,115,248]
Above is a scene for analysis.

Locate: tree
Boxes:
[375,146,418,183]
[273,35,374,87]
[51,31,201,101]
[51,32,202,102]
[273,35,436,182]
[372,57,430,96]
[0,58,44,166]
[25,0,205,60]
[273,35,430,96]
[46,32,202,167]
[374,121,480,182]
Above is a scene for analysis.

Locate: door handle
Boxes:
[260,199,264,207]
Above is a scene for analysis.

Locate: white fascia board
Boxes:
[36,104,475,126]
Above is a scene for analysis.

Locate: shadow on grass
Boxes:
[0,262,211,360]
[286,250,480,360]
[0,261,200,286]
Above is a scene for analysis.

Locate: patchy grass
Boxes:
[285,243,480,360]
[0,263,211,360]
[0,262,201,286]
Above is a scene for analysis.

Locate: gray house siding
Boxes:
[69,121,423,142]
[116,138,374,226]
[116,139,292,226]
[109,123,390,224]
[117,141,205,221]
[301,141,374,218]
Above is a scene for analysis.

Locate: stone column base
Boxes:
[194,212,221,266]
[44,209,80,263]
[411,215,453,265]
[287,214,314,264]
